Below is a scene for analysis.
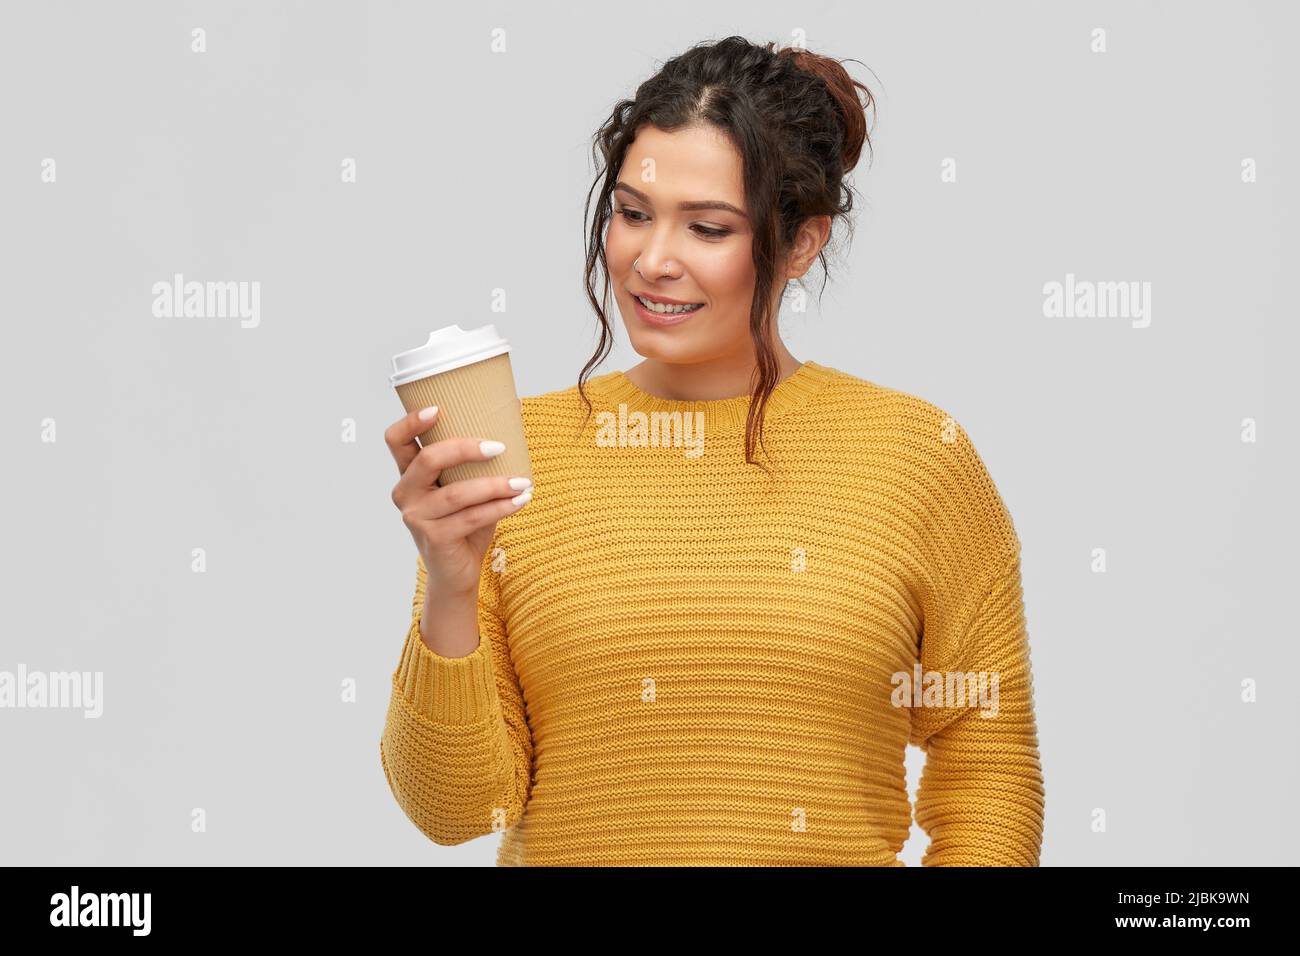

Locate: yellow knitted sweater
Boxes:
[379,360,1045,865]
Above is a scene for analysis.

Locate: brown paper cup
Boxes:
[393,351,531,486]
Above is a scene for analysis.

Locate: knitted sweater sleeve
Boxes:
[907,411,1046,866]
[378,540,534,845]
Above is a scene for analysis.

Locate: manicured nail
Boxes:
[480,440,506,457]
[508,477,533,491]
[511,489,533,508]
[418,405,438,421]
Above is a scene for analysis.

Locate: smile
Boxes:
[632,294,705,326]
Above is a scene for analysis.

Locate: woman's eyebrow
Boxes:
[614,181,749,221]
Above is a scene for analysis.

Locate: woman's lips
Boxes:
[631,294,704,326]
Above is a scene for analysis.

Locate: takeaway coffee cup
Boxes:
[389,324,531,487]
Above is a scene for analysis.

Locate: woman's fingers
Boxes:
[396,435,509,495]
[402,473,533,527]
[383,405,441,476]
[414,482,534,544]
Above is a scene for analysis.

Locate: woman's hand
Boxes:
[385,405,533,603]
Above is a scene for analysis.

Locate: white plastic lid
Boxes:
[389,324,511,387]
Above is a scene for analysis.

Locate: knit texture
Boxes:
[379,360,1045,865]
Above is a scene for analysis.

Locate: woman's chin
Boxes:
[624,326,689,359]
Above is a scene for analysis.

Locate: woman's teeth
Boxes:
[635,295,703,314]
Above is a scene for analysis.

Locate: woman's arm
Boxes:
[905,402,1046,864]
[379,542,534,845]
[910,551,1046,865]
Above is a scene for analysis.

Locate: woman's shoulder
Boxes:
[806,363,972,438]
[814,365,1019,544]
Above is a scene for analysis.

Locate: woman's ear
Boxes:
[788,215,833,278]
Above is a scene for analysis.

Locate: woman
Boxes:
[380,36,1045,866]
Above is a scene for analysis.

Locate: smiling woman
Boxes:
[577,36,879,469]
[379,35,1046,869]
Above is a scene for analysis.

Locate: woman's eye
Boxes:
[615,207,730,239]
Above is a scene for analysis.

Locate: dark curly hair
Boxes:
[577,35,879,473]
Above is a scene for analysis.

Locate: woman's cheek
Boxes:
[608,234,636,271]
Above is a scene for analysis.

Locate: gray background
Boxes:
[2,0,1295,865]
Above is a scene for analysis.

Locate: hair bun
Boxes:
[776,46,876,172]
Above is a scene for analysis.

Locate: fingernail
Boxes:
[511,489,533,508]
[418,405,438,421]
[508,477,533,491]
[480,440,506,457]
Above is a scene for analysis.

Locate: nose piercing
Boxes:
[633,256,672,277]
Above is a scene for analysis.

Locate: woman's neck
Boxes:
[624,346,803,402]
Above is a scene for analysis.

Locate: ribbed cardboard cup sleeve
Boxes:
[393,352,532,486]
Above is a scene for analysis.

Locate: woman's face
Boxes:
[607,124,778,364]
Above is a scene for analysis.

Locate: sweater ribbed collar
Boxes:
[588,360,837,434]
